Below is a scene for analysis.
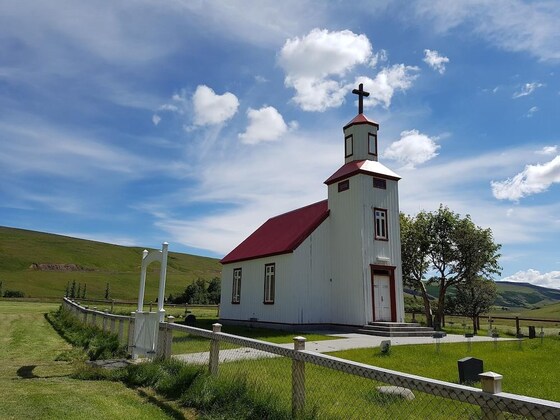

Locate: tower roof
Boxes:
[221,200,329,264]
[324,160,400,185]
[343,113,379,130]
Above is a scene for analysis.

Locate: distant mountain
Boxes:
[415,281,560,310]
[0,226,222,300]
[494,281,560,309]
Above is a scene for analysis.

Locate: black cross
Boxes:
[352,83,370,114]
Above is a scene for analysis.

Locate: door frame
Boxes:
[370,264,397,322]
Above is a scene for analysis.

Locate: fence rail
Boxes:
[63,298,560,419]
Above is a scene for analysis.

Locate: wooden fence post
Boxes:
[479,371,504,420]
[292,336,307,418]
[209,323,221,376]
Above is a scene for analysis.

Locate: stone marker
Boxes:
[185,314,197,326]
[458,357,483,384]
[528,326,536,339]
[380,340,391,354]
[377,386,415,400]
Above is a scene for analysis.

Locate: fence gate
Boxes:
[132,242,169,359]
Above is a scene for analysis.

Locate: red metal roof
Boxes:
[221,200,329,264]
[324,160,401,185]
[343,113,379,129]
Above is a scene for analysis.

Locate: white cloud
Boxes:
[239,106,295,145]
[278,28,373,111]
[423,49,449,74]
[537,145,557,155]
[152,114,161,126]
[383,129,440,169]
[525,106,539,117]
[513,82,544,98]
[501,269,560,290]
[357,64,420,109]
[192,85,239,126]
[369,49,388,68]
[491,155,560,201]
[414,0,560,62]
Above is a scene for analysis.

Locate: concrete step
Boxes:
[368,322,422,328]
[362,325,430,332]
[357,328,436,338]
[359,322,435,337]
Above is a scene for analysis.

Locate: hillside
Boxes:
[0,226,222,300]
[422,281,560,310]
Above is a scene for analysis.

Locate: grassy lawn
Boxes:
[330,337,560,402]
[0,301,178,419]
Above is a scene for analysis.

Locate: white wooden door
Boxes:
[373,275,391,321]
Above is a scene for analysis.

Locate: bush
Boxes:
[3,290,25,298]
[47,306,126,360]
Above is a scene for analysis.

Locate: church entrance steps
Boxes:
[358,322,435,337]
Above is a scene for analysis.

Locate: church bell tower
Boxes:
[324,83,405,325]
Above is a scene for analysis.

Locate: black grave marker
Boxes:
[458,357,483,384]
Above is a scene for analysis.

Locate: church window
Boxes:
[338,179,350,192]
[374,208,388,240]
[232,268,242,304]
[264,263,275,304]
[345,135,353,158]
[373,178,386,189]
[368,133,378,156]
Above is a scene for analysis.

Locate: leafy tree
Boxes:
[65,281,70,298]
[452,277,497,334]
[70,280,76,299]
[427,206,501,329]
[4,290,25,298]
[207,277,221,304]
[76,283,82,300]
[105,282,110,300]
[400,213,434,327]
[82,283,87,299]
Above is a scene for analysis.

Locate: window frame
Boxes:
[368,132,378,156]
[374,208,388,241]
[345,134,353,158]
[263,263,276,304]
[231,268,242,304]
[338,179,350,192]
[373,177,387,190]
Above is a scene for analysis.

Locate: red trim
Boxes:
[370,265,397,322]
[374,208,388,241]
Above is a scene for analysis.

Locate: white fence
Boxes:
[62,298,560,419]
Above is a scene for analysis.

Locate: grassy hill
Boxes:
[0,226,222,300]
[421,281,560,311]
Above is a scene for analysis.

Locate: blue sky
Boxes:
[2,1,560,288]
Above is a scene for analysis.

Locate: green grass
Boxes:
[0,226,221,300]
[0,301,177,419]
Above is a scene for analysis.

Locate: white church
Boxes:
[220,85,423,334]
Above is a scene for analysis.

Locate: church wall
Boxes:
[360,176,405,322]
[328,176,370,326]
[220,254,300,324]
[291,217,332,323]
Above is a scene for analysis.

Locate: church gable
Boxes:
[221,200,329,265]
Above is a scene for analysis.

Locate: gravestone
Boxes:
[380,340,391,354]
[185,314,197,326]
[528,326,536,339]
[458,357,483,384]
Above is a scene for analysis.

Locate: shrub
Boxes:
[3,290,25,298]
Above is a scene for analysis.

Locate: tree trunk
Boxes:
[434,288,446,330]
[419,284,433,327]
[472,316,478,334]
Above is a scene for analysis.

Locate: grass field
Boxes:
[0,226,221,300]
[0,301,179,419]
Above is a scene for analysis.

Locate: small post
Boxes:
[540,326,545,345]
[164,316,174,358]
[479,372,504,419]
[127,314,135,356]
[515,317,520,336]
[209,323,222,376]
[118,319,125,344]
[292,336,306,418]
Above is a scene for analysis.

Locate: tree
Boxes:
[82,283,87,299]
[70,280,76,299]
[426,206,501,329]
[183,279,209,304]
[453,277,497,334]
[76,283,82,299]
[207,277,221,304]
[105,282,110,300]
[0,280,3,297]
[65,281,70,298]
[400,213,433,327]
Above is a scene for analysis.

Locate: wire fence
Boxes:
[63,298,560,419]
